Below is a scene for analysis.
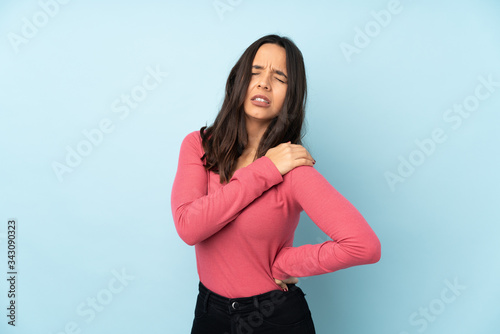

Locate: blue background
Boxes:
[1,0,499,333]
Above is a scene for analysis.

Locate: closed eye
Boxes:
[252,73,286,83]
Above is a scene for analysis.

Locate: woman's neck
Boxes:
[244,117,271,153]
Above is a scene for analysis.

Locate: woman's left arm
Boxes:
[271,165,381,280]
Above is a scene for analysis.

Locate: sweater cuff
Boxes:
[271,248,291,280]
[257,156,283,184]
[232,155,283,185]
[271,266,290,281]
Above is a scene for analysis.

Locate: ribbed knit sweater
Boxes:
[171,130,381,298]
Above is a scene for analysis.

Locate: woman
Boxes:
[171,34,381,334]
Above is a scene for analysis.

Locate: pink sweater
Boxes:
[171,130,381,298]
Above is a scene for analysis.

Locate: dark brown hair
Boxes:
[200,34,307,184]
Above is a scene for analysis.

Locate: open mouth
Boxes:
[251,95,270,104]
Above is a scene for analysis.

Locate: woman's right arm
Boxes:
[170,131,284,246]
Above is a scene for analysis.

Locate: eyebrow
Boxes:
[252,65,288,79]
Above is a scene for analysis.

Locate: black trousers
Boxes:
[191,281,316,334]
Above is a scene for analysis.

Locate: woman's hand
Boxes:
[264,142,315,175]
[274,276,299,291]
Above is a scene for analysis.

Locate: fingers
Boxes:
[281,143,315,164]
[282,276,299,284]
[267,143,315,175]
[292,158,315,169]
[274,278,289,291]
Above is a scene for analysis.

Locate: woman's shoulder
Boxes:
[183,129,202,141]
[182,129,205,145]
[179,129,205,155]
[284,164,329,188]
[286,164,318,178]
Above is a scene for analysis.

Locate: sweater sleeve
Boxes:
[271,165,381,279]
[171,131,284,246]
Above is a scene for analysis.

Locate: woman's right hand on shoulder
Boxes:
[264,141,315,175]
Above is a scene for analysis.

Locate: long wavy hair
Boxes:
[200,34,307,184]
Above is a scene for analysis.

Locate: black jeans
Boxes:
[191,281,316,334]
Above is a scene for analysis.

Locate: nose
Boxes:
[257,72,271,90]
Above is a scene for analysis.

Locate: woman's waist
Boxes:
[196,279,303,313]
[198,272,284,299]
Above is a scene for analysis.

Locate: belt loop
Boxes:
[253,296,259,309]
[203,290,211,312]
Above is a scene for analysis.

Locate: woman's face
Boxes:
[243,43,288,126]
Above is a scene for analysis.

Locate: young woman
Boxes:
[171,34,381,334]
